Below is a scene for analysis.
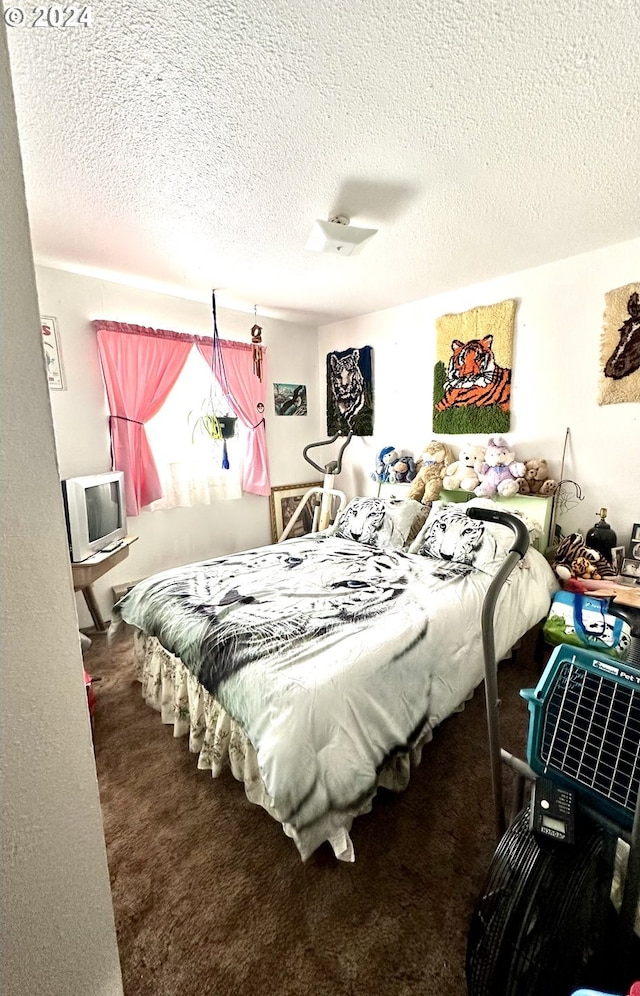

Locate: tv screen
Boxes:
[86,482,122,542]
[62,471,127,562]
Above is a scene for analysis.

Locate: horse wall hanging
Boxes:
[432,299,516,434]
[598,283,640,405]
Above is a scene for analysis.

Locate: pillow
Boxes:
[408,502,516,575]
[331,497,425,550]
[407,499,446,553]
[409,497,541,553]
[405,500,432,547]
[465,497,543,549]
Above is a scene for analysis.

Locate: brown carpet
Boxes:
[89,630,541,996]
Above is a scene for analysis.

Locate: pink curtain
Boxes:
[196,339,270,496]
[94,321,193,515]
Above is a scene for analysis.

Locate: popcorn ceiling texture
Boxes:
[6,0,640,324]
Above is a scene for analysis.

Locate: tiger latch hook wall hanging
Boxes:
[432,299,516,435]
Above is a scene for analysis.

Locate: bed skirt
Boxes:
[133,629,437,861]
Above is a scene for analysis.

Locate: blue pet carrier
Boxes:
[522,645,640,832]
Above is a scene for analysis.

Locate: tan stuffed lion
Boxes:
[407,440,455,504]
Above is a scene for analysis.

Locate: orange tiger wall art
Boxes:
[433,299,517,435]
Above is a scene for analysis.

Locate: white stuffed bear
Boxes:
[474,436,525,498]
[442,442,486,492]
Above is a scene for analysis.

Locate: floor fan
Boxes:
[466,806,617,994]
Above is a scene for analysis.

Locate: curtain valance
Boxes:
[92,319,259,352]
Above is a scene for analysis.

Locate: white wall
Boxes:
[35,266,322,626]
[0,25,123,996]
[319,239,640,550]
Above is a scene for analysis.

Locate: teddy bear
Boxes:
[552,533,616,582]
[474,436,526,498]
[442,442,486,492]
[407,440,455,504]
[517,458,558,497]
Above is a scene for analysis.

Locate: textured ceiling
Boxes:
[6,0,640,325]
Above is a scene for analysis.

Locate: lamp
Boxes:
[305,215,378,256]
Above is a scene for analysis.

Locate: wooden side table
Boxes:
[72,536,138,632]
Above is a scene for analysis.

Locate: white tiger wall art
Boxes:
[326,345,374,436]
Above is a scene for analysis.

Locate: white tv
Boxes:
[61,471,127,562]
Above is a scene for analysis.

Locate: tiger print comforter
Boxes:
[112,533,556,857]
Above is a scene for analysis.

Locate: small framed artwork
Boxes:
[273,383,307,416]
[611,545,626,575]
[620,558,640,585]
[41,316,65,390]
[631,523,640,560]
[270,482,322,542]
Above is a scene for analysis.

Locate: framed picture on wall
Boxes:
[270,482,322,543]
[273,383,308,415]
[631,523,640,560]
[41,316,65,390]
[611,545,626,575]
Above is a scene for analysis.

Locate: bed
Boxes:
[110,495,559,861]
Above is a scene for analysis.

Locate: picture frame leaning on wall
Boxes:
[269,482,322,543]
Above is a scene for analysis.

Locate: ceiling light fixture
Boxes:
[305,215,378,256]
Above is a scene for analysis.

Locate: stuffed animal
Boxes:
[517,459,558,497]
[442,442,486,492]
[382,448,401,481]
[389,455,417,484]
[407,440,455,504]
[403,456,418,483]
[386,456,404,483]
[474,436,526,498]
[372,446,399,483]
[552,533,616,582]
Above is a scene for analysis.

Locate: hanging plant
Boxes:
[189,401,237,442]
[217,415,237,439]
[187,291,239,469]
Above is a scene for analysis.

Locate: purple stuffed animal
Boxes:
[474,436,525,497]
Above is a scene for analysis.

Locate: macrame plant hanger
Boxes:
[210,290,233,469]
[547,426,584,549]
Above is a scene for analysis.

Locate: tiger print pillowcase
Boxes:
[408,503,515,576]
[331,497,425,550]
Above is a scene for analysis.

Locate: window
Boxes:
[145,348,243,509]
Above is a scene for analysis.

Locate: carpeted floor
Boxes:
[89,630,541,996]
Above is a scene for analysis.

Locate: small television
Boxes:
[61,471,127,563]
